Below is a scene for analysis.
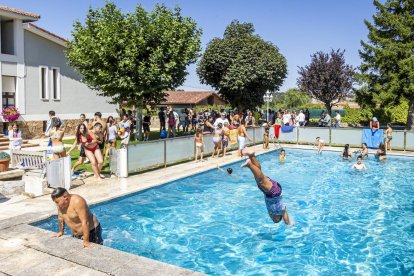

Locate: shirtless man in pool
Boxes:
[241,148,291,225]
[51,188,103,247]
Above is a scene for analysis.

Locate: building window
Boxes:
[1,20,14,55]
[39,66,48,100]
[2,76,16,108]
[51,67,61,100]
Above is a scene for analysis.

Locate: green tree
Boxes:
[197,20,287,110]
[297,49,355,115]
[283,88,311,109]
[66,2,202,139]
[358,0,414,129]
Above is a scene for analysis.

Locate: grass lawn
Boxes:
[63,129,195,174]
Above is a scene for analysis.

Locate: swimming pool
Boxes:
[35,149,414,275]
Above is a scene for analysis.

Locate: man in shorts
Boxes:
[241,149,291,225]
[51,188,103,247]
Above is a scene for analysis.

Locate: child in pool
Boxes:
[376,143,386,161]
[279,149,286,161]
[241,148,291,225]
[315,137,324,154]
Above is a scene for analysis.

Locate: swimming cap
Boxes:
[227,168,233,175]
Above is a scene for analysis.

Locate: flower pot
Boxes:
[0,158,10,172]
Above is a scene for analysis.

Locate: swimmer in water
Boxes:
[315,137,325,154]
[216,164,236,177]
[241,148,291,225]
[352,155,368,170]
[279,149,286,161]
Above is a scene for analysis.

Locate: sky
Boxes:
[4,0,377,92]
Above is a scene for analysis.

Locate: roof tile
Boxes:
[0,6,40,19]
[163,91,223,105]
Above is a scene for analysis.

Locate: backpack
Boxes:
[160,129,167,139]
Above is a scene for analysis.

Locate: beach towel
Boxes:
[274,125,281,139]
[229,129,238,145]
[362,128,384,149]
[281,125,294,133]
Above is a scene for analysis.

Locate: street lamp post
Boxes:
[263,91,273,122]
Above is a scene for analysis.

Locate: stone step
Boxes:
[0,143,39,151]
[0,140,29,147]
[0,137,9,142]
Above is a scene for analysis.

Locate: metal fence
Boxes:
[110,127,414,175]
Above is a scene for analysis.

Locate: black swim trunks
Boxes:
[73,224,103,245]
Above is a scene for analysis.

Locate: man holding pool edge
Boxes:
[51,187,103,247]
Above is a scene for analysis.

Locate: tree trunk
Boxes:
[136,100,143,140]
[325,103,332,117]
[406,94,414,130]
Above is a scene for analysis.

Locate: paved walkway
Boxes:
[0,144,413,275]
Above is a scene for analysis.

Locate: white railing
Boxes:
[46,156,71,190]
[10,150,46,169]
[110,127,414,175]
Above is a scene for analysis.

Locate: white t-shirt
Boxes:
[335,114,341,122]
[173,111,179,121]
[298,113,306,122]
[213,117,229,127]
[282,114,290,124]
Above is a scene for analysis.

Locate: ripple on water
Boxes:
[34,149,414,275]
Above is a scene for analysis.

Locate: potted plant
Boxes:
[0,151,10,172]
[1,106,20,135]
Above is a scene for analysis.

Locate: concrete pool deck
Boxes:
[0,144,413,275]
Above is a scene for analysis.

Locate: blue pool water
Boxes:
[35,149,414,275]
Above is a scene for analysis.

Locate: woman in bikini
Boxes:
[384,123,393,152]
[49,117,66,159]
[105,116,117,160]
[356,143,369,158]
[241,148,291,225]
[68,123,104,179]
[207,122,223,158]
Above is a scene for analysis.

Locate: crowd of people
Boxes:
[33,106,394,181]
[43,110,134,179]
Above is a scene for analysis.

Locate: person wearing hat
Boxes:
[370,117,380,130]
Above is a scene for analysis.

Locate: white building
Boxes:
[0,6,117,138]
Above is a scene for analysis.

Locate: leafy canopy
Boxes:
[197,20,287,110]
[358,0,414,129]
[297,49,355,114]
[66,2,202,107]
[283,89,311,109]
